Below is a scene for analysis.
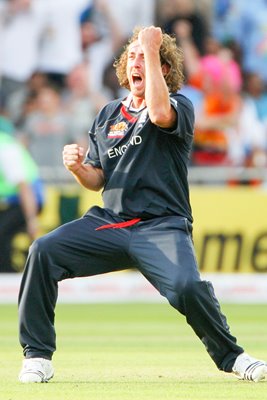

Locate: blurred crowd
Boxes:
[1,0,267,271]
[1,0,267,171]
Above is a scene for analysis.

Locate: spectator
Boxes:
[228,73,267,171]
[161,0,209,55]
[0,108,15,135]
[212,0,267,84]
[104,0,155,42]
[18,84,72,173]
[17,84,79,224]
[230,101,267,170]
[62,62,107,145]
[6,71,49,127]
[176,21,242,166]
[80,4,102,55]
[195,0,213,30]
[0,0,46,108]
[243,72,267,126]
[37,0,89,89]
[0,130,43,273]
[212,0,244,44]
[80,0,125,93]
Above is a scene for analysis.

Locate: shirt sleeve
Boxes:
[158,94,195,144]
[84,119,102,168]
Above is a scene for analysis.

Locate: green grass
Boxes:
[1,303,267,400]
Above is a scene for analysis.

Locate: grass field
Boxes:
[1,302,267,400]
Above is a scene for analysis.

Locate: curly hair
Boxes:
[113,27,184,93]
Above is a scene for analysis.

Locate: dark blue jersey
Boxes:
[85,92,195,222]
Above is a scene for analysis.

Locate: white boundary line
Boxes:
[1,272,267,304]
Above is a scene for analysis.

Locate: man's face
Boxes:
[126,41,146,99]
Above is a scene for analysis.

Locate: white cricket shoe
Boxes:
[232,352,267,382]
[19,358,54,383]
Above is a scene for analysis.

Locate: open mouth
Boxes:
[132,73,143,87]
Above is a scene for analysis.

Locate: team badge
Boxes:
[108,122,128,139]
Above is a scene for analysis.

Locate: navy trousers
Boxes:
[18,206,244,372]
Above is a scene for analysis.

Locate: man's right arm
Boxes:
[63,144,105,192]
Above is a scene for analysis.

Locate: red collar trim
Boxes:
[121,105,138,123]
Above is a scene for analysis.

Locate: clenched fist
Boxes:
[62,144,85,172]
[138,26,163,53]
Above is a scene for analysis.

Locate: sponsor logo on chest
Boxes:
[106,109,148,158]
[107,122,128,139]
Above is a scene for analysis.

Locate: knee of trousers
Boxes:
[27,235,72,282]
[165,279,202,315]
[27,236,58,274]
[166,280,207,315]
[29,235,56,257]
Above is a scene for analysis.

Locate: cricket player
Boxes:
[18,26,267,383]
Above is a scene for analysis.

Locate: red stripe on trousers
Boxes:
[95,218,141,231]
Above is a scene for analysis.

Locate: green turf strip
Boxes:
[0,303,266,400]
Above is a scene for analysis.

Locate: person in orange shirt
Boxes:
[175,21,242,166]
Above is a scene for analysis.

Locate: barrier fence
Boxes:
[6,180,267,274]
